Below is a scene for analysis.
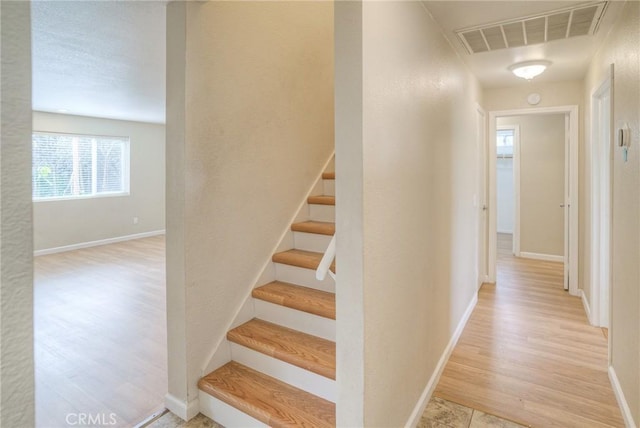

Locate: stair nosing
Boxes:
[291,220,335,236]
[253,281,336,320]
[199,361,335,428]
[227,318,336,380]
[272,249,336,273]
[307,195,335,206]
[322,172,335,180]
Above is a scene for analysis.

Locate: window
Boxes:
[32,132,130,201]
[496,128,515,157]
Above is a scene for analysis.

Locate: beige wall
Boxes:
[32,112,166,251]
[498,115,565,256]
[0,1,35,426]
[583,0,640,424]
[336,2,481,425]
[483,80,583,112]
[165,1,334,416]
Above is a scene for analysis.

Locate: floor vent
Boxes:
[456,1,608,54]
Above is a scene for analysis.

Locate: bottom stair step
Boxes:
[199,361,335,428]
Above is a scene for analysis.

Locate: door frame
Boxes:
[488,105,579,296]
[590,67,613,328]
[476,104,489,288]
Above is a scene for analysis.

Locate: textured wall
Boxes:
[33,112,166,251]
[336,2,482,425]
[583,0,640,424]
[0,1,35,426]
[498,115,565,256]
[165,0,334,416]
[483,80,583,112]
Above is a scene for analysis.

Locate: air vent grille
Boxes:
[456,2,607,54]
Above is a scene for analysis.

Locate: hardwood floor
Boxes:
[35,236,167,428]
[434,233,624,427]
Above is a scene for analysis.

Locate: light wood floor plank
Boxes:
[434,233,624,428]
[35,236,167,428]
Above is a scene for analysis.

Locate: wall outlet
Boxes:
[133,217,139,225]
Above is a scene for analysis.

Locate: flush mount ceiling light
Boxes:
[509,60,551,80]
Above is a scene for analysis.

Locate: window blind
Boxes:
[32,132,130,200]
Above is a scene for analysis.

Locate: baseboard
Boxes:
[608,366,638,428]
[519,252,563,262]
[164,393,200,422]
[404,291,479,427]
[579,290,593,325]
[34,230,166,256]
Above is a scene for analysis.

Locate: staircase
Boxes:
[198,170,336,427]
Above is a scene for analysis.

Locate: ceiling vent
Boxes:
[456,2,608,54]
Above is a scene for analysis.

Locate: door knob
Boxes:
[560,204,565,208]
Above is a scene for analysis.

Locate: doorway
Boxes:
[487,106,579,296]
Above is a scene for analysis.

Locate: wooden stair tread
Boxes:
[199,361,335,428]
[307,195,335,206]
[228,319,336,379]
[272,249,335,273]
[253,281,335,319]
[322,172,335,180]
[291,220,335,236]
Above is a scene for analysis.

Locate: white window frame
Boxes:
[32,131,131,202]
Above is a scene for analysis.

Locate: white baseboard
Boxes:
[609,366,638,428]
[519,252,564,262]
[165,393,200,422]
[34,230,166,256]
[579,290,593,325]
[404,291,479,428]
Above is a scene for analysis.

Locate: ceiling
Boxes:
[31,1,623,123]
[32,1,166,124]
[423,1,624,88]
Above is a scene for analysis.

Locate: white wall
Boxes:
[166,1,334,417]
[498,115,565,257]
[583,1,640,424]
[496,157,514,234]
[0,1,35,426]
[336,2,481,425]
[32,112,166,252]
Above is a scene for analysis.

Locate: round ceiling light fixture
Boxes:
[508,60,551,81]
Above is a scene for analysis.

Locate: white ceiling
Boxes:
[31,1,623,123]
[423,1,624,88]
[32,1,166,124]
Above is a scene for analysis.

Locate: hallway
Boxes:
[433,233,624,427]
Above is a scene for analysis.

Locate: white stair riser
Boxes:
[309,204,335,222]
[274,263,335,292]
[254,299,335,341]
[323,179,335,196]
[293,231,332,253]
[199,390,267,428]
[230,343,336,403]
